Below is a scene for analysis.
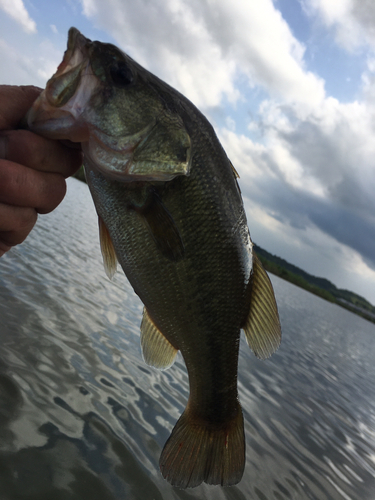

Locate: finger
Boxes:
[0,85,41,129]
[0,203,38,254]
[0,129,83,177]
[0,160,67,214]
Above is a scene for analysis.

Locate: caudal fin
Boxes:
[159,403,245,488]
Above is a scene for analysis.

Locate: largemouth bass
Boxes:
[27,28,281,488]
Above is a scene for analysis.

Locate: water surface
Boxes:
[0,178,374,500]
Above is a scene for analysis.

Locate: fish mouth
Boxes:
[58,27,89,75]
[26,28,96,142]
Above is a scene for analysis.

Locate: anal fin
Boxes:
[98,216,118,279]
[243,251,281,359]
[140,308,178,370]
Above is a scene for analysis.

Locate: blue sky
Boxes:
[1,0,375,305]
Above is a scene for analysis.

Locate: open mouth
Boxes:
[26,28,97,142]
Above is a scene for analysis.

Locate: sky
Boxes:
[1,0,375,305]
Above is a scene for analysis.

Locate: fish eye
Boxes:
[109,61,134,87]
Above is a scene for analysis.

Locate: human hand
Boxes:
[0,85,83,256]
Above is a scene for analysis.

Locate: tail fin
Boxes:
[159,403,245,488]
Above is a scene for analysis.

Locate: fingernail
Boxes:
[0,133,8,160]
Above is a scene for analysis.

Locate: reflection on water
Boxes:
[0,178,375,499]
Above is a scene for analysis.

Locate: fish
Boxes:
[27,27,281,488]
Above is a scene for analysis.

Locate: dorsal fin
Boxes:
[140,308,178,370]
[243,252,281,359]
[98,216,118,279]
[229,159,240,179]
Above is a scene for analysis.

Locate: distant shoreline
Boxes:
[255,244,375,325]
[72,168,375,325]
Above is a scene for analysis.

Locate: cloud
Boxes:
[0,0,36,34]
[80,0,238,108]
[80,0,325,109]
[219,122,375,304]
[0,38,37,84]
[202,0,325,106]
[219,90,375,272]
[302,0,375,51]
[217,129,375,296]
[0,36,62,87]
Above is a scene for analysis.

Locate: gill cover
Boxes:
[85,112,191,182]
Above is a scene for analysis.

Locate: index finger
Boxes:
[0,129,82,177]
[0,85,41,130]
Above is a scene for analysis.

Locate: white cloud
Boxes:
[80,0,325,110]
[230,94,375,214]
[284,98,375,214]
[0,37,61,86]
[80,0,239,108]
[210,0,325,107]
[217,80,375,296]
[0,38,36,84]
[303,0,375,51]
[219,147,375,303]
[0,0,36,34]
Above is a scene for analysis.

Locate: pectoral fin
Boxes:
[243,252,281,359]
[140,308,178,370]
[98,216,118,279]
[141,193,185,262]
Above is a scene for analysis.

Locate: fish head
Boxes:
[27,27,191,181]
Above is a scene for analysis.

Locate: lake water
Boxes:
[0,178,375,500]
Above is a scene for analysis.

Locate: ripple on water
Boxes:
[0,178,374,499]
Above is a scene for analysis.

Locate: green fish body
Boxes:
[27,28,281,488]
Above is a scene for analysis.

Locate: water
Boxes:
[0,178,374,500]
